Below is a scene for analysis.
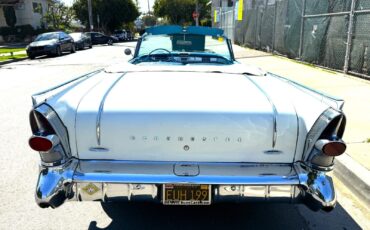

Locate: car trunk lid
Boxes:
[75,71,298,163]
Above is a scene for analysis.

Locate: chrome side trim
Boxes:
[32,69,104,106]
[96,73,126,146]
[89,147,110,152]
[268,73,345,110]
[74,76,107,159]
[291,102,300,163]
[244,75,278,148]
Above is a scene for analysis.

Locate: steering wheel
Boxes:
[148,48,172,61]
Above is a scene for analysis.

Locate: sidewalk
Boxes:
[233,44,370,171]
[0,50,26,57]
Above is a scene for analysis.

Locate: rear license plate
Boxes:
[163,184,211,205]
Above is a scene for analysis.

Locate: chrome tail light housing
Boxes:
[29,104,71,166]
[304,108,346,170]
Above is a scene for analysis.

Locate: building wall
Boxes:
[0,7,7,27]
[15,0,48,28]
[0,0,47,29]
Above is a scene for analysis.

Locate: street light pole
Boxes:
[195,0,199,26]
[88,0,93,31]
[147,0,150,14]
[97,14,100,32]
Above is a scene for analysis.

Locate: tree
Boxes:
[3,6,17,27]
[153,0,211,25]
[43,0,74,30]
[142,14,157,27]
[73,0,139,33]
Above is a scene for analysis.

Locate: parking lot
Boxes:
[0,42,368,230]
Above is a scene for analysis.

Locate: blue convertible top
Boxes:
[145,25,224,37]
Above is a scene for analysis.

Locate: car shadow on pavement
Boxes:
[30,54,69,60]
[88,202,361,230]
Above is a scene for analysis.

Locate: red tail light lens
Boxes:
[322,141,347,156]
[315,139,346,157]
[29,136,53,152]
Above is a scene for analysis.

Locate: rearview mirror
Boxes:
[124,48,132,56]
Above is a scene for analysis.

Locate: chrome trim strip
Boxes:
[291,102,300,163]
[89,147,110,152]
[74,77,107,159]
[105,69,264,76]
[268,73,345,110]
[96,73,127,146]
[32,69,104,106]
[244,75,278,148]
[73,160,298,185]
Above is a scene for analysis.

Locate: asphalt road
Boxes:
[0,42,366,230]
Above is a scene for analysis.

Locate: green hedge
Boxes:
[0,25,51,40]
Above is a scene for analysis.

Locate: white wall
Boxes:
[10,0,48,28]
[0,7,7,27]
[0,0,48,29]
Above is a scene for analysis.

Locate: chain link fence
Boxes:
[212,0,370,79]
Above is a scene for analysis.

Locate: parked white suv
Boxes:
[113,29,127,41]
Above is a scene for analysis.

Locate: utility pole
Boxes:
[97,14,100,32]
[147,0,150,14]
[195,0,199,26]
[88,0,93,31]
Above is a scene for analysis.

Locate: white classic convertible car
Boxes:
[29,26,346,211]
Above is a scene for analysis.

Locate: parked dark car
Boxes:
[26,32,75,59]
[69,32,92,50]
[85,32,117,45]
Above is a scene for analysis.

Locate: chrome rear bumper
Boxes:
[35,159,336,211]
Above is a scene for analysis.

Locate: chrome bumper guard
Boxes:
[35,159,336,211]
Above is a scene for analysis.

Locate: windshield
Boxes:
[35,33,59,41]
[138,34,232,61]
[69,33,82,40]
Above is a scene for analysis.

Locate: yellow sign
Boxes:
[238,0,244,21]
[214,9,218,23]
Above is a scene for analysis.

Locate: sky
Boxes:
[61,0,154,13]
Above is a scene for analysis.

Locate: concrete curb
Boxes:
[334,153,370,207]
[0,57,28,66]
